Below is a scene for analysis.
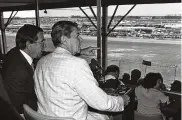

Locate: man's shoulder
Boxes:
[69,56,88,66]
[6,47,19,57]
[71,55,85,61]
[38,53,88,65]
[4,47,22,64]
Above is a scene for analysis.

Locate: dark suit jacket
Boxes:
[102,78,120,89]
[2,47,37,114]
[0,97,24,120]
[0,73,24,120]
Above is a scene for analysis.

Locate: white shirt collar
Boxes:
[104,74,116,81]
[20,49,33,65]
[55,47,72,55]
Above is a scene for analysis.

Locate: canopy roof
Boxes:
[0,0,181,12]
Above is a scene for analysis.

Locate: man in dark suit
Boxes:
[2,24,45,114]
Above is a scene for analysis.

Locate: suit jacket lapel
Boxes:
[16,49,34,76]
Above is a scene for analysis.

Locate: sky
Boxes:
[3,3,182,18]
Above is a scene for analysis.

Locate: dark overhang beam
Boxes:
[35,0,40,27]
[0,0,181,12]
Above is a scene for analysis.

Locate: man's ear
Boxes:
[26,41,31,48]
[61,35,68,44]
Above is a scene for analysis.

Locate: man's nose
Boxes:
[42,41,47,51]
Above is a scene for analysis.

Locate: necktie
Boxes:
[31,63,34,71]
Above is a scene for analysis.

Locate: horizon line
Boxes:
[4,14,181,18]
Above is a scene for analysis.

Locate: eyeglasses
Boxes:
[33,39,45,44]
[33,39,46,48]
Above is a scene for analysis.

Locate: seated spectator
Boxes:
[101,65,123,89]
[170,80,181,92]
[157,73,166,91]
[120,73,130,85]
[137,78,144,86]
[161,80,181,120]
[128,69,141,87]
[135,72,169,116]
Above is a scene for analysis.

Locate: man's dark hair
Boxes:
[122,73,130,80]
[131,69,141,81]
[143,72,161,89]
[16,24,43,50]
[171,80,181,92]
[156,72,163,83]
[51,21,78,47]
[105,65,119,75]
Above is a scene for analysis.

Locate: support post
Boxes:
[174,65,177,80]
[102,6,108,72]
[97,0,102,77]
[0,12,7,54]
[144,65,147,75]
[35,0,40,27]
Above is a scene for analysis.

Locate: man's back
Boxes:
[35,47,90,119]
[102,78,120,89]
[34,47,124,120]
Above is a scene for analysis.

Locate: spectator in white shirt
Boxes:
[135,72,169,116]
[101,65,124,89]
[34,21,129,120]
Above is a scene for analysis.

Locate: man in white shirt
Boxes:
[34,21,129,120]
[101,65,124,89]
[2,24,45,114]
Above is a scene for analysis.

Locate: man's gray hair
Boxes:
[51,21,78,47]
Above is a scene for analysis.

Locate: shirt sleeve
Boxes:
[73,59,124,112]
[159,92,169,103]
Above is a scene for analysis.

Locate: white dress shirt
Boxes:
[34,47,124,120]
[20,49,33,65]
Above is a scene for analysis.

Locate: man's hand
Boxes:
[122,95,130,106]
[80,46,100,56]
